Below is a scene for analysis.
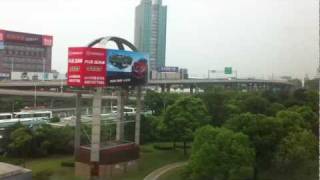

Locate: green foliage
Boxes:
[266,102,286,116]
[141,115,162,144]
[8,127,32,157]
[161,96,209,153]
[287,106,318,134]
[224,113,283,168]
[241,95,270,114]
[274,130,318,175]
[50,117,60,123]
[2,124,74,157]
[276,110,305,134]
[185,126,255,180]
[198,90,240,126]
[144,90,181,115]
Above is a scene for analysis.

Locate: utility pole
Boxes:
[135,86,142,145]
[90,88,102,178]
[116,87,125,141]
[74,92,81,158]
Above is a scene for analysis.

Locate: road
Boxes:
[144,161,187,180]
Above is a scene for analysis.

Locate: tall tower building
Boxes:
[134,0,167,70]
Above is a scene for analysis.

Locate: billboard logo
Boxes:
[42,35,53,46]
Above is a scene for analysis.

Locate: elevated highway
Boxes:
[0,79,293,88]
[0,78,294,94]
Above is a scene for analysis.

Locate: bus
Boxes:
[0,111,52,128]
[111,106,136,115]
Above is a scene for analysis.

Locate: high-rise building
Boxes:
[134,0,167,70]
[0,29,53,80]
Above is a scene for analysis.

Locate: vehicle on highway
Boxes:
[112,106,136,115]
[0,111,52,128]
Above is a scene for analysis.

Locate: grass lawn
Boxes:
[22,142,189,180]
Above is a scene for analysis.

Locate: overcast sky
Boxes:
[1,0,318,79]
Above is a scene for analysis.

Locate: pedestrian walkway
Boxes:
[144,161,187,180]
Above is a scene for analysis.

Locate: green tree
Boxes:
[287,106,318,134]
[144,90,181,115]
[8,127,32,160]
[276,110,305,134]
[199,90,238,126]
[273,130,318,180]
[241,95,270,114]
[185,126,255,180]
[224,113,283,179]
[140,115,162,144]
[161,96,209,155]
[266,102,285,116]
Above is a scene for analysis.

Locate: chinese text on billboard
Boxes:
[67,47,106,87]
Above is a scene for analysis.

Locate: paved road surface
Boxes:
[144,161,187,180]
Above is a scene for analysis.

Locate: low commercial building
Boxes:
[0,29,53,80]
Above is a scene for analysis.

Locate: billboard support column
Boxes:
[116,88,125,141]
[135,86,142,145]
[90,88,102,165]
[74,92,81,158]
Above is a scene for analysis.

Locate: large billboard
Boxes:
[107,49,149,86]
[67,47,107,87]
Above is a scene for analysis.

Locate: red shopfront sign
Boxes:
[67,47,107,87]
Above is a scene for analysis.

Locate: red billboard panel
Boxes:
[67,47,107,87]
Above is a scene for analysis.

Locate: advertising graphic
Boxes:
[67,47,107,87]
[107,49,149,86]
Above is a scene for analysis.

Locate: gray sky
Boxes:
[1,0,318,79]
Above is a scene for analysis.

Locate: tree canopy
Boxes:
[185,126,255,180]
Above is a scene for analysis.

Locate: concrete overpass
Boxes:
[0,79,293,88]
[0,79,294,93]
[148,79,294,92]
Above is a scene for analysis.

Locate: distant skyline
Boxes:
[0,0,318,79]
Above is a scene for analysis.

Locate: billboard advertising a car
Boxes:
[158,66,179,72]
[107,49,149,86]
[67,47,107,87]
